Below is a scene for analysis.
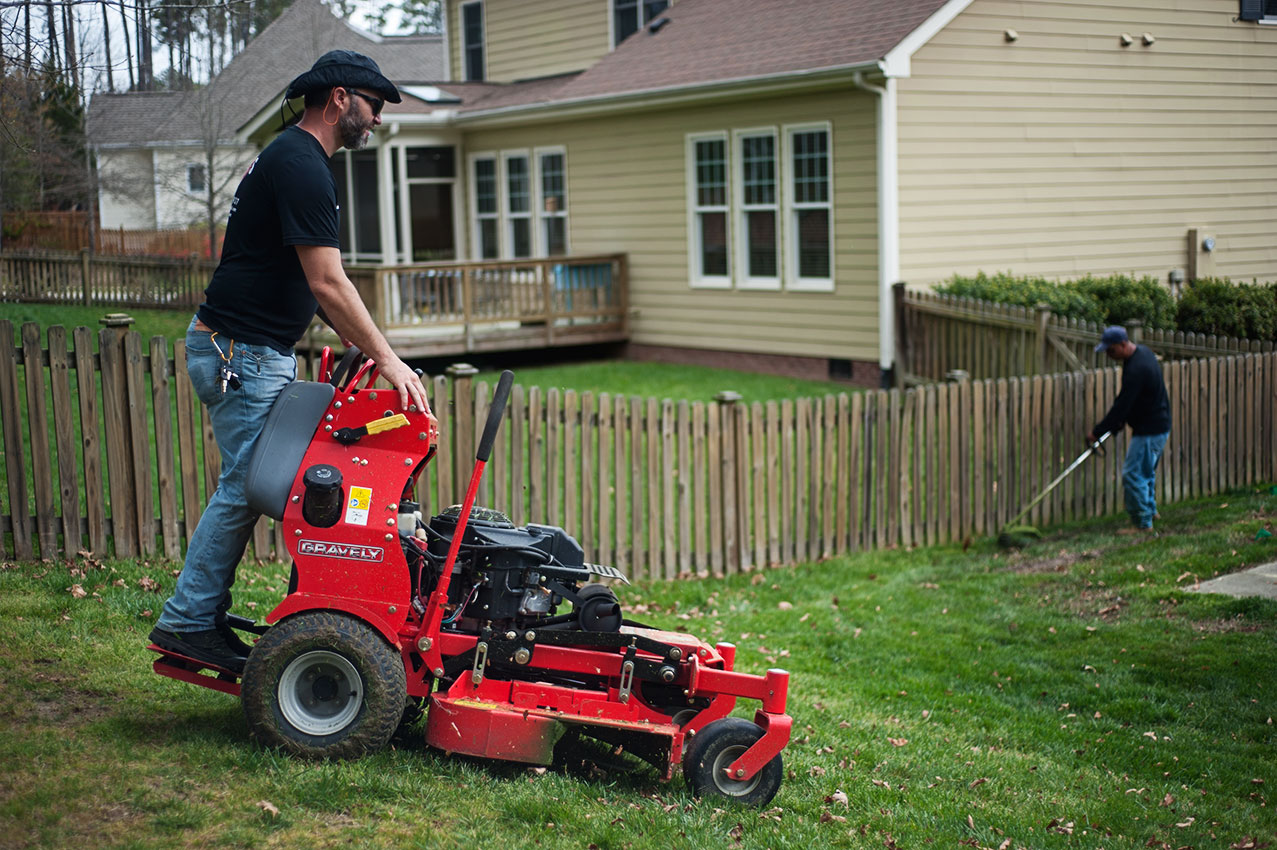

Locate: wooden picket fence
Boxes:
[1,212,220,257]
[2,318,1275,575]
[898,284,1276,383]
[0,251,216,309]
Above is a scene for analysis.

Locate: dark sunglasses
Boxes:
[346,89,384,116]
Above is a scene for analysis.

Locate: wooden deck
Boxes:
[302,254,629,358]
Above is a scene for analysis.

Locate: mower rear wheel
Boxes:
[241,612,405,760]
[682,718,782,806]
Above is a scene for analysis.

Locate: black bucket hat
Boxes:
[284,49,402,103]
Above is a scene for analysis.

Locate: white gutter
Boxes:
[853,69,900,381]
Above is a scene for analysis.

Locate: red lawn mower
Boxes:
[149,352,793,805]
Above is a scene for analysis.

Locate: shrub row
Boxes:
[936,272,1277,341]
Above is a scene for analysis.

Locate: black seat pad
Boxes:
[245,381,335,520]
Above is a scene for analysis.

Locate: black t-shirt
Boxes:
[198,126,339,353]
[1093,344,1172,437]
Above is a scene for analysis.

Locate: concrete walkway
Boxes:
[1184,560,1277,600]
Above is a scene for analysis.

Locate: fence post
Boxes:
[1125,318,1143,345]
[99,313,139,557]
[448,363,478,499]
[1035,302,1052,375]
[893,281,909,387]
[80,248,91,305]
[715,391,742,574]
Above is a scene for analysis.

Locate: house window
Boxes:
[786,124,832,290]
[687,133,729,288]
[684,124,835,291]
[504,153,532,259]
[1239,0,1277,21]
[736,130,780,289]
[470,150,571,260]
[405,146,456,262]
[330,150,381,260]
[472,156,499,259]
[538,149,568,256]
[613,0,668,45]
[186,163,206,194]
[462,1,485,81]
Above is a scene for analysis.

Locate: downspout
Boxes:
[853,69,900,388]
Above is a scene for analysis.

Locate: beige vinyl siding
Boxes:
[448,0,609,82]
[462,89,880,361]
[897,0,1277,286]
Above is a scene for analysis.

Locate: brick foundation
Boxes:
[623,343,882,387]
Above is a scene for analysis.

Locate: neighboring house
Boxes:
[90,0,1277,383]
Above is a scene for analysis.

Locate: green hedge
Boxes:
[936,272,1277,341]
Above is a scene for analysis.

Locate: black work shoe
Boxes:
[215,620,257,657]
[149,627,247,674]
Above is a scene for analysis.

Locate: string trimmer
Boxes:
[998,431,1111,548]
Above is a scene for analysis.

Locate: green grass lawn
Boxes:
[1,487,1274,849]
[0,303,194,348]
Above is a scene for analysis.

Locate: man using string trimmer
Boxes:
[1087,326,1171,535]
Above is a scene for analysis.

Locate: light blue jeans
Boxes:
[1123,431,1169,529]
[156,319,296,631]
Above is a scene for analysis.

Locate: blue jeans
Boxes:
[156,319,296,631]
[1123,431,1169,529]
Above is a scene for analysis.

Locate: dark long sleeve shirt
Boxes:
[1093,344,1171,437]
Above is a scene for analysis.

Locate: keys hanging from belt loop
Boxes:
[210,332,242,393]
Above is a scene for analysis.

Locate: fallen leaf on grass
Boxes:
[257,800,279,818]
[1160,793,1175,807]
[68,584,86,598]
[887,737,908,747]
[138,576,160,592]
[819,811,847,823]
[829,790,849,806]
[969,777,988,788]
[778,601,793,610]
[1175,817,1196,828]
[871,779,889,788]
[998,840,1012,850]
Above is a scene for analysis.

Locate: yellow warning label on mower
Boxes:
[345,486,371,526]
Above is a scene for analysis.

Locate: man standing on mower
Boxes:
[1087,326,1171,535]
[149,51,428,673]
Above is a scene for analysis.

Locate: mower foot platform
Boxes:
[148,645,242,696]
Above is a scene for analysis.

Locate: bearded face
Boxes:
[338,97,374,150]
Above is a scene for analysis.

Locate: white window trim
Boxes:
[534,145,569,257]
[783,122,835,293]
[733,127,781,291]
[685,132,731,289]
[186,162,206,195]
[502,150,533,259]
[461,0,486,82]
[468,151,499,261]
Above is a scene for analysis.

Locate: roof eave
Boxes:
[455,62,885,127]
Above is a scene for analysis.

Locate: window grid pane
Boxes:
[474,159,496,214]
[696,140,726,207]
[741,135,775,207]
[506,157,530,214]
[540,153,565,209]
[699,212,727,277]
[746,210,777,277]
[792,131,828,205]
[796,208,830,278]
[614,0,638,43]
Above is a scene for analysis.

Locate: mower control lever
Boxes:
[477,370,515,462]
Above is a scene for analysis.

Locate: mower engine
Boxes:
[419,506,627,633]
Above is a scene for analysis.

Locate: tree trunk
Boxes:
[118,0,135,90]
[100,0,115,90]
[63,2,80,91]
[136,0,153,90]
[44,0,60,72]
[24,2,32,69]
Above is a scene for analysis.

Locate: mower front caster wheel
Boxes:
[683,718,782,806]
[241,612,406,760]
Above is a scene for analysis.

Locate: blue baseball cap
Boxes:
[1094,326,1129,352]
